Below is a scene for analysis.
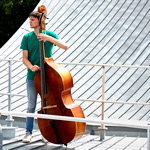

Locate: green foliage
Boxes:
[0,0,40,48]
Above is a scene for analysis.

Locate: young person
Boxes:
[20,11,68,143]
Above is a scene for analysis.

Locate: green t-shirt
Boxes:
[20,30,59,80]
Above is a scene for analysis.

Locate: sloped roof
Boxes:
[0,0,150,122]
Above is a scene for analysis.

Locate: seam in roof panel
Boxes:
[61,0,129,66]
[58,0,93,36]
[59,0,119,62]
[128,102,150,120]
[1,32,24,58]
[106,69,148,102]
[0,69,8,77]
[0,62,26,85]
[118,95,150,120]
[114,5,149,63]
[54,0,106,61]
[87,67,149,117]
[108,90,149,120]
[46,0,68,24]
[57,1,119,96]
[95,0,145,65]
[110,29,150,66]
[101,31,150,92]
[67,0,112,63]
[0,76,8,86]
[11,97,27,111]
[105,70,149,117]
[73,67,102,96]
[49,1,82,34]
[11,63,26,78]
[139,109,150,121]
[11,84,26,97]
[44,0,56,15]
[51,0,83,34]
[0,31,24,55]
[45,0,88,60]
[4,41,22,59]
[54,0,96,59]
[99,30,150,98]
[11,76,26,88]
[48,1,77,32]
[53,0,105,70]
[90,0,149,66]
[72,39,149,110]
[116,7,150,64]
[102,37,150,101]
[1,94,25,107]
[53,0,107,59]
[68,0,137,106]
[122,81,149,108]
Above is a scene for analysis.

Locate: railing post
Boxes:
[0,123,2,150]
[100,65,106,141]
[147,123,150,150]
[6,60,14,126]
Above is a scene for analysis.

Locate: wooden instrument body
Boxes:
[34,58,86,144]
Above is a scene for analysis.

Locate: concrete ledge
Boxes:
[2,126,16,139]
[86,125,147,137]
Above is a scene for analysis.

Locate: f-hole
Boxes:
[55,97,66,114]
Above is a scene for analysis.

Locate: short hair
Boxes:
[29,11,42,20]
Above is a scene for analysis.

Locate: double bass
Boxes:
[34,5,86,145]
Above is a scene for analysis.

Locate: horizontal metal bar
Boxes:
[59,62,150,69]
[0,92,27,97]
[0,110,148,129]
[0,58,22,62]
[0,92,149,106]
[74,98,150,106]
[0,58,149,69]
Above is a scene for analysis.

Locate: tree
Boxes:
[0,0,40,48]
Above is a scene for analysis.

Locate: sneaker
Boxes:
[41,136,48,143]
[22,131,32,143]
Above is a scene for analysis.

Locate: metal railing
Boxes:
[0,58,150,149]
[0,58,150,122]
[0,110,149,150]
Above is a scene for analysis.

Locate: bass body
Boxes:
[34,57,86,145]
